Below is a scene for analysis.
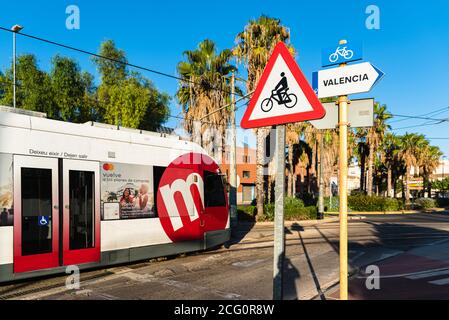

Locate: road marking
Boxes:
[356,266,449,280]
[429,277,449,285]
[406,269,449,280]
[424,238,449,246]
[348,251,365,262]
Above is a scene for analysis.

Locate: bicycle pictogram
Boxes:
[260,72,298,112]
[328,46,354,63]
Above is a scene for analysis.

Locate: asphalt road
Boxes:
[2,213,449,300]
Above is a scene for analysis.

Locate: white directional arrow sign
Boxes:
[313,62,384,98]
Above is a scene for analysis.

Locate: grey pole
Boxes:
[13,31,16,109]
[11,25,23,109]
[318,132,324,219]
[273,124,285,300]
[229,73,238,228]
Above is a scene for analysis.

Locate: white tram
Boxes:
[0,106,230,282]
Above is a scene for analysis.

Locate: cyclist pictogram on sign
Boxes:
[241,42,325,129]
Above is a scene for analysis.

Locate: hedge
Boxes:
[324,194,404,212]
[237,197,317,222]
[413,198,437,209]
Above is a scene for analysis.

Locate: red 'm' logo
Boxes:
[157,153,228,242]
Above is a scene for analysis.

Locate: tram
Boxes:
[0,106,230,282]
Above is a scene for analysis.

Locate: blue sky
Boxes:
[0,0,448,155]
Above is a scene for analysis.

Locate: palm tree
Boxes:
[419,144,442,197]
[234,15,293,218]
[366,103,392,195]
[382,133,400,197]
[396,133,427,203]
[177,39,237,154]
[286,123,304,197]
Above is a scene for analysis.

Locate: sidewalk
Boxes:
[326,208,447,215]
[238,214,365,228]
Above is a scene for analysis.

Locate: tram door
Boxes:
[62,159,100,266]
[13,156,60,273]
[13,156,100,273]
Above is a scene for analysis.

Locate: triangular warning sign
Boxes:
[241,42,325,129]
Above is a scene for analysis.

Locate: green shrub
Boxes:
[413,198,437,209]
[323,194,404,212]
[383,197,404,211]
[347,194,404,212]
[323,197,339,212]
[349,194,384,211]
[257,197,316,221]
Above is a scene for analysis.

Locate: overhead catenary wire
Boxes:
[388,106,449,124]
[0,26,246,98]
[3,26,449,139]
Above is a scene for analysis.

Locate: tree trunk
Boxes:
[367,144,374,196]
[287,142,293,197]
[255,128,266,218]
[360,149,366,192]
[387,167,393,198]
[405,167,411,203]
[293,174,297,196]
[311,142,317,193]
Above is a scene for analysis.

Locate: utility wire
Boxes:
[388,106,449,124]
[390,113,449,122]
[0,26,245,98]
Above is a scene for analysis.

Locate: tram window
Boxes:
[69,170,94,250]
[21,168,53,256]
[153,166,167,217]
[204,171,226,207]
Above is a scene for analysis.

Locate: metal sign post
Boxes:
[273,124,286,300]
[240,42,326,301]
[337,40,349,300]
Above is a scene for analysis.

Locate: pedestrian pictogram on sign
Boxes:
[241,42,325,129]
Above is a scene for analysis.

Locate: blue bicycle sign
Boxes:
[328,46,354,63]
[321,42,362,67]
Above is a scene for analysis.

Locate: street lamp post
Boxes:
[11,24,23,109]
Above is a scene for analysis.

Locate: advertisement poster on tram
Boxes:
[0,154,13,227]
[101,162,155,220]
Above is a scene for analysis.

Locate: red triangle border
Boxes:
[240,42,325,129]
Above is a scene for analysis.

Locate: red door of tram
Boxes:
[13,155,101,273]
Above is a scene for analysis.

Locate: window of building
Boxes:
[243,155,250,163]
[243,171,251,178]
[204,171,226,207]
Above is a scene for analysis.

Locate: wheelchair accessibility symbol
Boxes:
[38,216,49,226]
[260,72,298,112]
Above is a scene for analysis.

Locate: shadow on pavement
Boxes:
[224,221,256,248]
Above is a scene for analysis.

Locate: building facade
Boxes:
[220,145,256,205]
